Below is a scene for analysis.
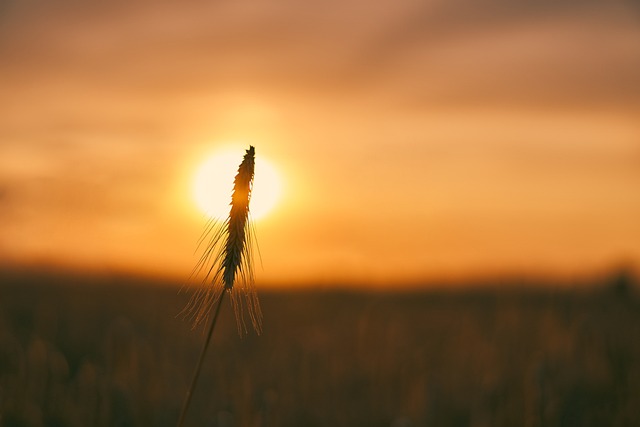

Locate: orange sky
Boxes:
[1,0,639,286]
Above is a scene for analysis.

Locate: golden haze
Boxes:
[1,1,639,287]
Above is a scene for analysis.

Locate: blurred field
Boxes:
[0,269,638,427]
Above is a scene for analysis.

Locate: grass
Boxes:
[0,269,638,426]
[178,146,262,426]
[183,145,261,333]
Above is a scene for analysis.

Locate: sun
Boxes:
[192,149,282,221]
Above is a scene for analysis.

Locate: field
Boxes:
[0,269,638,427]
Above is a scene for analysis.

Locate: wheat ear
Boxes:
[178,146,261,427]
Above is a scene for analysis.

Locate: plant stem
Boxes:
[177,290,226,427]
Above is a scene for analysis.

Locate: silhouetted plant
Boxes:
[178,146,262,427]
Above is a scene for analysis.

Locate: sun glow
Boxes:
[192,149,282,221]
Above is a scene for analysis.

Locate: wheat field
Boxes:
[0,268,638,427]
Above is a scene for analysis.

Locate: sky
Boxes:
[1,0,639,287]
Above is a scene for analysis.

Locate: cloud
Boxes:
[1,0,638,112]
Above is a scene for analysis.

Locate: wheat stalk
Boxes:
[178,146,262,427]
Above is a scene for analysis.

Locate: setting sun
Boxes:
[192,148,282,221]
